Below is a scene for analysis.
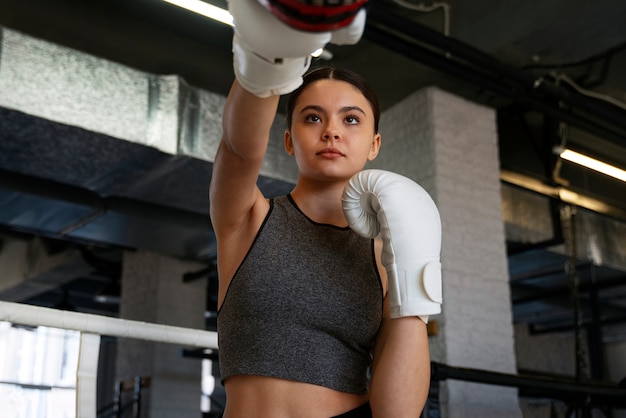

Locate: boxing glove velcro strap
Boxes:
[229,0,335,97]
[233,35,311,98]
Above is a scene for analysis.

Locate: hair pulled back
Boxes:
[286,67,380,134]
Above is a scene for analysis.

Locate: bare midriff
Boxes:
[222,375,369,418]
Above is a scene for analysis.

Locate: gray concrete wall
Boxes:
[373,87,522,417]
[116,251,206,418]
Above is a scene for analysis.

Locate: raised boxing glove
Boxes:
[330,8,367,46]
[342,169,442,321]
[258,0,368,32]
[228,0,366,97]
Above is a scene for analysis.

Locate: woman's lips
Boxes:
[317,148,345,158]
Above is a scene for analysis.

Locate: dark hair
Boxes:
[286,67,381,133]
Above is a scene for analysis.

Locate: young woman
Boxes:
[209,66,431,418]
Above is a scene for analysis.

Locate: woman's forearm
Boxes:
[370,317,431,417]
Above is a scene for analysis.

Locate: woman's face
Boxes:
[285,79,381,182]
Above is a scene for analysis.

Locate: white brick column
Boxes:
[116,251,206,418]
[372,87,522,417]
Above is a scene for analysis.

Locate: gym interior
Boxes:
[1,0,625,417]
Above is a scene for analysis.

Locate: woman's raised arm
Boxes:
[209,82,279,236]
[209,0,337,234]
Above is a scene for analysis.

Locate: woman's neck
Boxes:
[290,181,348,227]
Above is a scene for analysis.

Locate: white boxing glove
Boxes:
[330,8,367,46]
[342,169,442,321]
[228,0,366,97]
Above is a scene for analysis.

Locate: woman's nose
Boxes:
[322,123,340,141]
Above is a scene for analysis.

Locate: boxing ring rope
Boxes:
[0,301,218,418]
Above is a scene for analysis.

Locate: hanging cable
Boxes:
[548,72,626,112]
[560,204,587,387]
[522,41,626,71]
[552,121,569,186]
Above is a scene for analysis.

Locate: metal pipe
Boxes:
[364,3,626,148]
[431,362,626,407]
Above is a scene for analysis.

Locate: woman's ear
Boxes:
[367,133,382,161]
[284,130,295,156]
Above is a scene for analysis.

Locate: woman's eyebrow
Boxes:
[299,105,325,115]
[341,105,367,115]
[299,105,366,115]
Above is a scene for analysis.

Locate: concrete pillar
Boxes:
[116,250,206,418]
[372,87,522,417]
[0,233,93,303]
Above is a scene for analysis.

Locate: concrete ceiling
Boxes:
[1,0,625,338]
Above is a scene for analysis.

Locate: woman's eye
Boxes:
[305,114,321,123]
[345,115,360,125]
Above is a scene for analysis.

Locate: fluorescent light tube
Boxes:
[559,148,626,182]
[163,0,233,26]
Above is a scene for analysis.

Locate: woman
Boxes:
[209,66,431,418]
